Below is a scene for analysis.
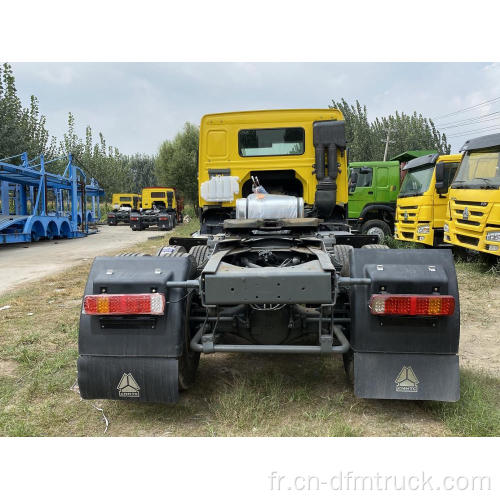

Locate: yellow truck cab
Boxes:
[141,187,177,210]
[445,133,500,256]
[130,187,183,231]
[107,193,141,225]
[197,109,349,233]
[395,153,462,247]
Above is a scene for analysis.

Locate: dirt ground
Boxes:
[0,225,163,296]
[456,266,500,376]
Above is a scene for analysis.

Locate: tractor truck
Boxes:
[395,153,462,247]
[348,161,400,240]
[445,133,500,257]
[107,193,141,225]
[78,109,461,404]
[130,187,183,231]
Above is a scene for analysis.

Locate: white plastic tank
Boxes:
[200,176,240,202]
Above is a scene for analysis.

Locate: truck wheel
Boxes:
[362,244,390,249]
[343,351,354,385]
[360,220,391,243]
[178,297,200,391]
[189,245,210,271]
[331,245,353,277]
[157,245,187,257]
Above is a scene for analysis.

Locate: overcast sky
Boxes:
[10,62,500,156]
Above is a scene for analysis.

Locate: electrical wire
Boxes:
[433,96,500,121]
[446,124,500,138]
[438,111,500,129]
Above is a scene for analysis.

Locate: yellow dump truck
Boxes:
[395,153,462,247]
[445,133,500,257]
[107,193,141,225]
[197,109,349,233]
[130,187,183,231]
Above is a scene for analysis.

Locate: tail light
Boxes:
[108,214,115,217]
[369,294,455,316]
[130,216,139,221]
[83,293,165,315]
[159,216,168,221]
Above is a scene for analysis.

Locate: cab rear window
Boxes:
[150,192,166,198]
[239,128,305,157]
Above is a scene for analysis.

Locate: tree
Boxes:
[330,99,451,161]
[126,153,157,191]
[0,63,56,160]
[155,122,199,205]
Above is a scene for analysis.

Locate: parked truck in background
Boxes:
[348,161,400,240]
[130,187,183,231]
[107,193,141,225]
[445,133,500,257]
[78,109,461,405]
[395,153,462,247]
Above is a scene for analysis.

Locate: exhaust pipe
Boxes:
[313,120,346,220]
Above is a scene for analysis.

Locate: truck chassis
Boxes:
[78,217,460,404]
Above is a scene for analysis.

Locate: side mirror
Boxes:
[435,163,446,194]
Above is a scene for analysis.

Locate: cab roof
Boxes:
[403,153,462,171]
[461,133,500,151]
[201,109,344,125]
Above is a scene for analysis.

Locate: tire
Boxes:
[360,219,391,243]
[331,245,353,277]
[188,245,210,270]
[343,351,354,386]
[178,295,200,391]
[115,252,151,257]
[156,245,187,257]
[362,244,390,250]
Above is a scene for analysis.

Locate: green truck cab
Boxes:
[347,161,400,240]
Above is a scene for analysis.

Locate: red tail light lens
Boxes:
[130,216,138,221]
[159,216,168,221]
[83,293,165,315]
[369,294,455,316]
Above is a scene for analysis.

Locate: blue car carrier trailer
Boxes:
[0,152,104,245]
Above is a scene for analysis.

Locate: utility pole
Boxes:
[382,129,395,161]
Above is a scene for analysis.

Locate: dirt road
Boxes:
[0,225,162,295]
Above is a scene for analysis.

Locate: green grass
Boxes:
[426,369,500,436]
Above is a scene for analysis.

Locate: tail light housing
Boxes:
[83,293,165,315]
[130,216,139,221]
[369,294,455,316]
[159,216,168,221]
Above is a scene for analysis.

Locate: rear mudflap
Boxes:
[78,356,179,404]
[354,352,459,402]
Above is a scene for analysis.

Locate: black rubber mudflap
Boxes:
[354,352,459,402]
[78,356,179,403]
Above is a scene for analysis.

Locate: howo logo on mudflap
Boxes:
[117,373,140,397]
[395,366,419,393]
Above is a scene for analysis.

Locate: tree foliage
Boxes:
[0,63,57,160]
[155,122,199,205]
[331,98,451,162]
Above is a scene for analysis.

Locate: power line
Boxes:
[438,111,500,129]
[446,124,500,138]
[433,96,500,121]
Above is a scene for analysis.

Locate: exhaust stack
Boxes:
[313,120,346,219]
